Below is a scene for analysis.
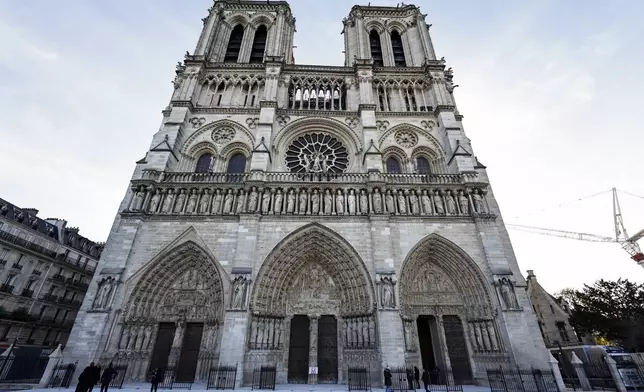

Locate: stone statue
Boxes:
[409,190,419,215]
[359,189,368,214]
[247,187,259,212]
[335,189,345,214]
[473,190,486,213]
[212,189,223,214]
[274,189,283,213]
[403,321,414,351]
[223,190,233,213]
[286,189,295,213]
[397,190,407,214]
[172,319,186,347]
[162,190,174,213]
[174,190,186,213]
[93,278,113,309]
[119,327,129,349]
[236,190,245,213]
[323,189,332,214]
[458,190,469,214]
[199,190,210,213]
[499,278,519,309]
[133,191,144,211]
[420,190,432,215]
[261,190,271,213]
[445,191,456,214]
[385,190,395,214]
[372,189,383,213]
[381,278,395,308]
[298,191,307,214]
[347,189,356,214]
[311,189,320,214]
[433,191,445,214]
[186,190,198,213]
[148,190,161,213]
[232,279,245,309]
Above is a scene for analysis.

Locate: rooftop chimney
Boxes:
[527,270,535,278]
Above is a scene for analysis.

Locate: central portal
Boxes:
[287,315,310,383]
[317,315,338,383]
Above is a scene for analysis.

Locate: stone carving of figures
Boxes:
[93,278,113,309]
[409,190,419,215]
[397,190,407,214]
[336,189,345,214]
[433,191,445,214]
[323,189,333,214]
[347,189,356,214]
[286,189,296,213]
[372,189,383,213]
[261,190,271,214]
[298,190,307,214]
[223,190,233,213]
[499,278,519,309]
[174,190,186,213]
[212,189,223,214]
[445,191,456,214]
[232,278,245,309]
[385,190,396,214]
[420,190,432,215]
[163,190,175,213]
[133,190,144,211]
[142,326,152,350]
[119,327,129,349]
[172,319,186,347]
[236,190,245,213]
[458,190,469,215]
[148,190,161,213]
[186,190,198,213]
[362,318,369,347]
[359,189,368,214]
[311,189,320,214]
[274,189,283,213]
[473,189,486,213]
[247,187,258,213]
[199,190,210,213]
[381,278,395,308]
[257,319,265,348]
[403,321,414,352]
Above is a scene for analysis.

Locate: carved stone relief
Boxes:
[212,127,236,144]
[286,263,341,315]
[376,120,389,132]
[189,117,206,128]
[231,273,251,310]
[495,276,520,311]
[377,273,396,309]
[92,276,117,311]
[246,117,259,129]
[394,130,418,148]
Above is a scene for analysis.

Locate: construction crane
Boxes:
[506,188,644,268]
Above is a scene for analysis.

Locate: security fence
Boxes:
[206,365,237,390]
[486,367,558,392]
[348,366,370,391]
[251,365,276,390]
[47,362,77,388]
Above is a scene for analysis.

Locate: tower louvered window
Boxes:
[224,25,244,63]
[250,25,268,64]
[391,31,406,67]
[369,30,383,66]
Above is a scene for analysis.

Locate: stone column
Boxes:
[308,315,319,384]
[168,320,185,367]
[570,352,591,391]
[38,344,63,387]
[547,352,567,392]
[436,314,452,371]
[605,356,627,392]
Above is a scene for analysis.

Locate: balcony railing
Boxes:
[11,263,23,271]
[0,284,14,294]
[58,297,82,308]
[65,278,89,291]
[20,289,34,298]
[51,274,66,284]
[42,293,59,303]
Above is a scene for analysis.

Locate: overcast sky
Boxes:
[1,0,643,293]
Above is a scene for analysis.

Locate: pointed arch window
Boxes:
[386,157,402,174]
[250,25,268,64]
[224,24,244,63]
[227,153,247,173]
[195,153,214,173]
[369,30,383,66]
[416,157,431,174]
[391,30,406,67]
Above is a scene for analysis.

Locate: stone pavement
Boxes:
[22,385,493,392]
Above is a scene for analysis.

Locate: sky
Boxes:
[1,0,644,294]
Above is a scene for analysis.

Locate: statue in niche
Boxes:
[409,190,419,215]
[286,189,296,213]
[93,278,114,310]
[311,189,320,214]
[420,189,432,214]
[119,327,130,349]
[223,189,233,213]
[162,190,174,213]
[380,277,395,308]
[385,190,395,214]
[261,190,271,213]
[199,190,210,213]
[148,190,161,213]
[236,189,245,213]
[403,320,415,352]
[498,277,519,309]
[372,189,383,213]
[133,190,144,211]
[323,189,333,214]
[172,319,186,347]
[433,190,445,214]
[473,189,486,213]
[274,189,283,213]
[174,190,186,213]
[212,189,222,214]
[298,190,307,214]
[445,191,456,214]
[232,277,247,309]
[397,190,407,214]
[359,189,368,214]
[186,190,198,213]
[336,189,345,214]
[347,189,356,214]
[247,187,259,212]
[458,190,469,214]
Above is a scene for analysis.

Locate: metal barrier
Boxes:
[207,365,237,390]
[251,366,276,390]
[0,353,49,383]
[428,371,462,392]
[389,367,414,392]
[47,362,77,388]
[348,366,370,391]
[584,361,617,390]
[487,367,559,392]
[158,368,193,390]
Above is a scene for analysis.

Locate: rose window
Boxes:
[212,127,235,144]
[285,133,349,174]
[395,130,418,148]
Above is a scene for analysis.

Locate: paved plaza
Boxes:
[26,386,493,392]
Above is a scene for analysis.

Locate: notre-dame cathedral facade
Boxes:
[66,0,549,386]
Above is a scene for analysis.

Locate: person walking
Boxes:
[406,368,414,390]
[150,368,161,392]
[99,363,118,392]
[421,368,430,392]
[75,363,94,392]
[384,366,393,392]
[89,363,101,392]
[414,366,420,389]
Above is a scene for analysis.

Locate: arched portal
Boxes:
[111,241,226,382]
[399,234,505,384]
[248,223,378,384]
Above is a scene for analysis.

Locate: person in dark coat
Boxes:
[414,366,420,389]
[430,365,439,385]
[150,368,162,392]
[75,363,95,392]
[89,364,101,392]
[421,368,430,392]
[384,366,393,392]
[100,363,118,392]
[406,368,414,390]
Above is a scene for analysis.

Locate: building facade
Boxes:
[66,0,549,386]
[0,198,103,352]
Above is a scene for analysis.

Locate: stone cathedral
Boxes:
[66,0,549,387]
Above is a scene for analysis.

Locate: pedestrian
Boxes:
[414,366,420,389]
[150,368,161,392]
[100,363,118,392]
[89,363,101,392]
[406,368,414,390]
[421,368,430,392]
[75,362,94,392]
[430,365,439,385]
[384,365,393,392]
